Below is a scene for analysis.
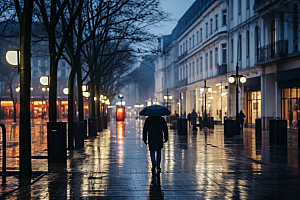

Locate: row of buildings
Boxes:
[155,0,300,129]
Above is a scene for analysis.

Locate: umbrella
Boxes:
[139,105,171,117]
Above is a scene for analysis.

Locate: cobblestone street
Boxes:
[1,118,300,199]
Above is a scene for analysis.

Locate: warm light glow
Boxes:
[63,88,69,95]
[228,76,235,83]
[82,85,87,92]
[164,96,167,99]
[199,98,203,101]
[240,76,247,83]
[30,87,33,91]
[101,100,105,103]
[40,76,49,86]
[94,97,97,101]
[15,87,20,92]
[104,96,107,99]
[6,50,19,65]
[169,96,173,99]
[42,88,46,91]
[208,88,212,92]
[215,83,221,86]
[83,92,90,97]
[100,95,103,98]
[200,88,204,93]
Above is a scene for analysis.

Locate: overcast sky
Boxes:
[151,0,195,36]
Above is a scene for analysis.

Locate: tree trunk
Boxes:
[49,57,58,122]
[77,66,84,121]
[89,82,95,118]
[96,83,100,119]
[17,0,33,180]
[68,67,76,149]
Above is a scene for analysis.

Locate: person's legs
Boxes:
[156,150,161,170]
[150,151,156,166]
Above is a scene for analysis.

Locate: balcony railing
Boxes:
[256,40,288,63]
[178,51,187,61]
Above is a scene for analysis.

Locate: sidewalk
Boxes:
[1,119,300,199]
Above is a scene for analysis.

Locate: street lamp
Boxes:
[200,80,212,128]
[164,89,172,123]
[6,50,20,73]
[228,53,247,135]
[118,94,124,106]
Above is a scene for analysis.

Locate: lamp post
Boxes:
[164,89,172,123]
[118,94,124,106]
[228,63,247,135]
[200,80,212,128]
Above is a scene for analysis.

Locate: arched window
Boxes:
[255,26,261,62]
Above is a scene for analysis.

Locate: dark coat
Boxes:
[239,112,246,124]
[143,116,168,151]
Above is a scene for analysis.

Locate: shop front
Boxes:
[277,68,300,130]
[196,81,228,124]
[0,101,18,119]
[244,77,261,124]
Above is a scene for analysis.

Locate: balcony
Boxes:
[256,40,288,64]
[218,64,227,75]
[178,79,187,87]
[178,51,187,61]
[253,0,280,12]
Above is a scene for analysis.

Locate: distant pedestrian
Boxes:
[187,113,191,125]
[191,109,197,130]
[143,116,168,172]
[239,110,246,134]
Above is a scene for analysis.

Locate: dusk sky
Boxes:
[151,0,195,36]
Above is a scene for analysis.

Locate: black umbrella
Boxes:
[139,105,171,117]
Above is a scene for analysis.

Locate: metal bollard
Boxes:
[275,119,287,146]
[177,117,187,135]
[269,119,276,144]
[0,123,6,185]
[255,118,262,137]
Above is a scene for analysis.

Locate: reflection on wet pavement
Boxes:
[2,118,300,199]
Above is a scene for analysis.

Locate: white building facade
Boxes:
[154,0,300,130]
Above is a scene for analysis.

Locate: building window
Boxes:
[231,39,234,62]
[294,4,298,52]
[60,60,66,67]
[206,22,208,37]
[205,53,208,70]
[60,69,66,77]
[180,45,182,55]
[210,18,213,34]
[246,0,250,9]
[200,28,203,41]
[210,51,213,68]
[282,88,300,129]
[215,48,219,65]
[222,9,227,25]
[246,31,250,58]
[238,0,241,15]
[192,62,195,75]
[189,38,191,50]
[196,59,199,74]
[230,0,233,20]
[186,65,188,78]
[192,35,195,47]
[186,40,188,51]
[33,67,39,77]
[183,66,185,78]
[215,14,218,30]
[196,31,199,44]
[200,57,203,72]
[222,44,227,64]
[238,35,242,61]
[180,68,182,80]
[183,42,185,52]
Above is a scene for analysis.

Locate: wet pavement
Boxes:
[1,118,300,199]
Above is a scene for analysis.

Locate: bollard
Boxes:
[83,119,87,139]
[255,118,262,137]
[224,119,234,138]
[275,119,287,146]
[88,118,96,136]
[209,117,214,129]
[0,123,6,185]
[47,121,67,162]
[177,117,187,135]
[269,119,276,144]
[74,121,84,148]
